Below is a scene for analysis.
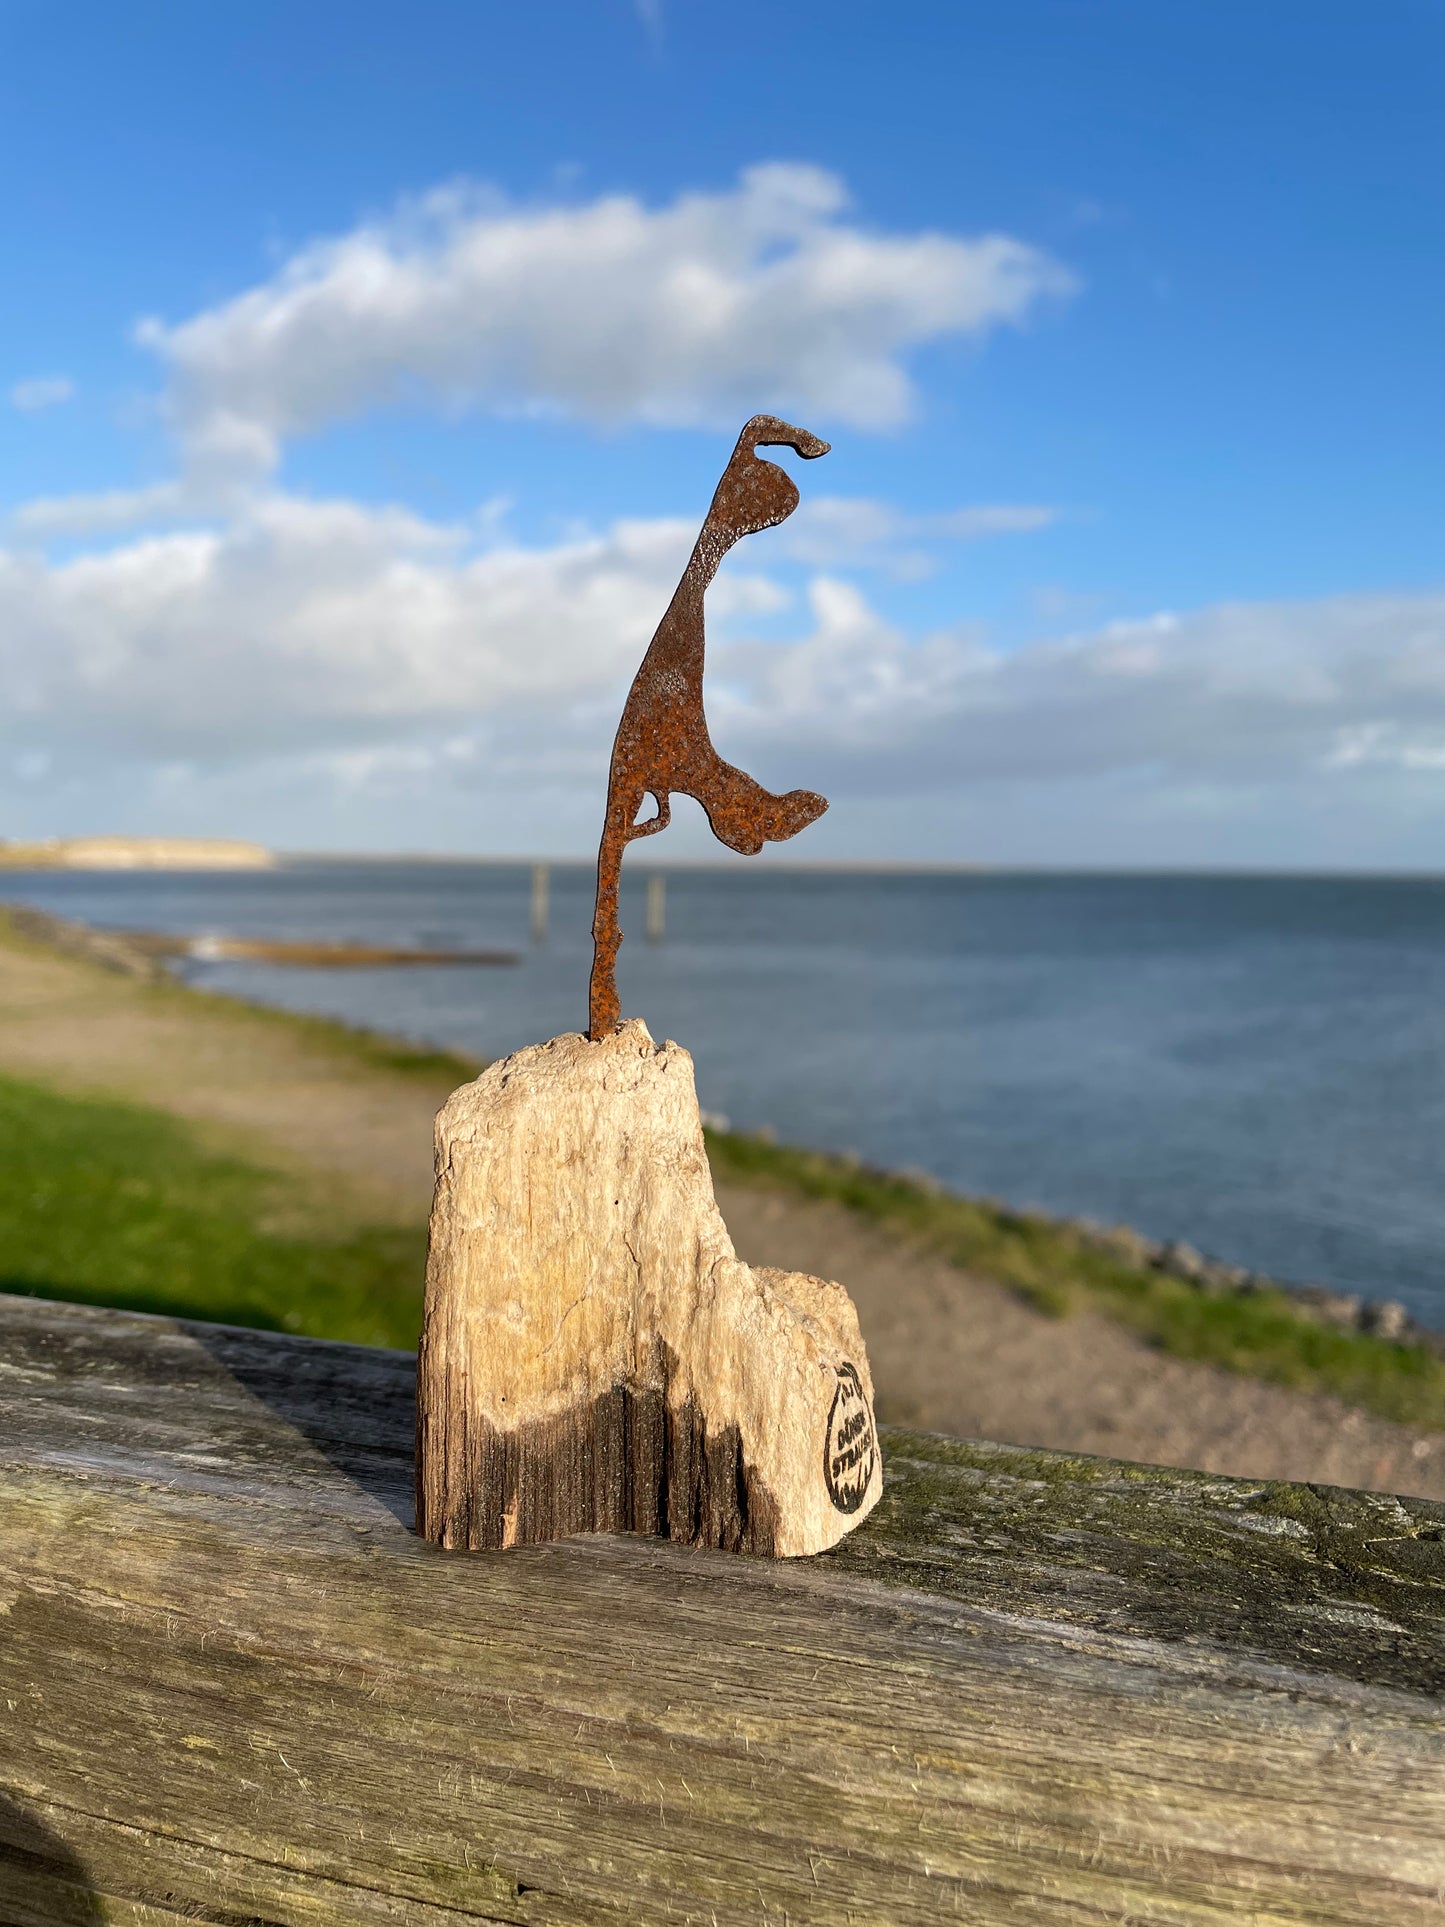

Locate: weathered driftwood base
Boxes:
[416,1019,881,1555]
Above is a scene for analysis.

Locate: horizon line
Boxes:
[276,852,1445,881]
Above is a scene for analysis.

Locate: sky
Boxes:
[2,1,1444,867]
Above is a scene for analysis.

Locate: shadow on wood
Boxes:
[189,1318,418,1526]
[0,1790,102,1922]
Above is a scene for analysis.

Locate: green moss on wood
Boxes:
[832,1427,1445,1693]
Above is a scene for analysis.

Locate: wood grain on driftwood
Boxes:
[1,1292,1443,1925]
[417,1022,881,1556]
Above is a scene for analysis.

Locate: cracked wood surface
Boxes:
[1,1292,1443,1925]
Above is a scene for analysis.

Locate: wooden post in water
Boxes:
[646,870,666,942]
[529,861,549,943]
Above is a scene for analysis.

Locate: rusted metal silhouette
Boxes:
[588,415,830,1038]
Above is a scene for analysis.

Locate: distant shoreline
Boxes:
[0,836,275,873]
[267,852,1445,881]
[9,844,1445,880]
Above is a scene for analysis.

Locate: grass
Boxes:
[2,892,1442,1431]
[0,1069,426,1349]
[1,1034,1440,1431]
[704,1127,1445,1432]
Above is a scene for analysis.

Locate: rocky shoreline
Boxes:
[2,902,173,982]
[1079,1218,1433,1347]
[902,1168,1442,1355]
[711,1106,1442,1355]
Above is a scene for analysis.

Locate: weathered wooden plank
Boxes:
[0,1292,1442,1926]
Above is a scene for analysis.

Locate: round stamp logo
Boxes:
[824,1361,877,1514]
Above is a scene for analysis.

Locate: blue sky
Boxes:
[3,1,1445,864]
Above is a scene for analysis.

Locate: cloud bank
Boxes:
[5,162,1439,865]
[4,483,1445,860]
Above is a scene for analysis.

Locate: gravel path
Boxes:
[3,920,1442,1499]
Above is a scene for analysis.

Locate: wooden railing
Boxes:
[1,1291,1442,1924]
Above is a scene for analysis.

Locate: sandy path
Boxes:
[719,1184,1445,1501]
[3,928,1442,1499]
[0,937,444,1218]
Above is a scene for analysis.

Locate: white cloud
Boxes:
[780,496,1057,573]
[10,376,75,413]
[135,165,1074,474]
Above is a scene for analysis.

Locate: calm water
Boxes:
[8,862,1445,1326]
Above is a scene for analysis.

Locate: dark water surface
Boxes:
[8,862,1445,1325]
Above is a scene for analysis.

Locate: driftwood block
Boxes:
[416,1019,881,1555]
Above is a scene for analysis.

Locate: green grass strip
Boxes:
[0,1070,425,1349]
[704,1127,1445,1433]
[1,1007,1439,1436]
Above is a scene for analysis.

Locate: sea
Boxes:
[6,861,1445,1328]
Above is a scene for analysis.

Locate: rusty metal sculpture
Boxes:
[418,415,882,1564]
[588,416,831,1038]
